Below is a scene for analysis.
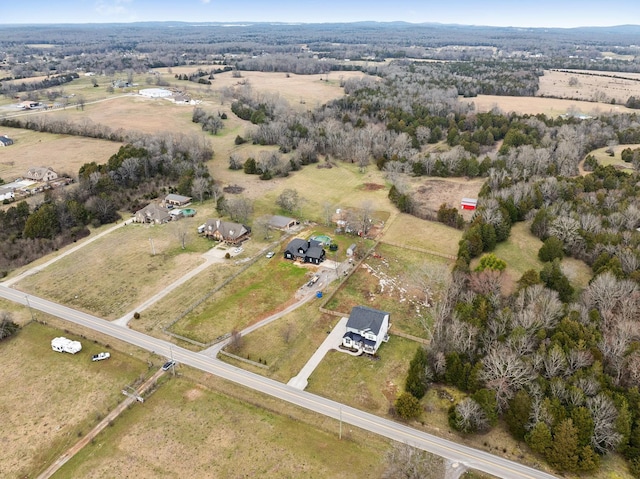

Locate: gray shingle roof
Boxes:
[346,306,389,335]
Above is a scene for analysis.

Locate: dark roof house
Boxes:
[284,238,325,265]
[342,306,390,355]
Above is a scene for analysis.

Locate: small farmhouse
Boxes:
[284,238,326,264]
[341,306,390,355]
[461,197,478,210]
[25,167,58,182]
[268,215,297,230]
[0,135,14,147]
[134,203,171,224]
[202,219,251,244]
[165,194,192,207]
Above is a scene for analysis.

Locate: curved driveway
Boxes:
[0,285,557,479]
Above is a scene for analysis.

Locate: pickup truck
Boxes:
[92,352,110,362]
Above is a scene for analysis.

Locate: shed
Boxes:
[165,194,192,207]
[268,215,297,230]
[461,198,478,210]
[346,243,357,257]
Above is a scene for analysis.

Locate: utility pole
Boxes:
[25,295,35,322]
[170,345,175,376]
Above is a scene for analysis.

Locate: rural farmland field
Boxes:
[55,375,390,479]
[0,322,148,479]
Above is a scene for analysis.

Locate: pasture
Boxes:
[538,69,640,105]
[382,212,462,258]
[56,374,390,479]
[0,126,121,181]
[465,94,634,117]
[587,144,639,171]
[0,322,148,479]
[15,217,211,320]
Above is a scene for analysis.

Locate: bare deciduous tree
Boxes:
[382,442,444,479]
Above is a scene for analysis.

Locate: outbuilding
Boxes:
[460,197,478,211]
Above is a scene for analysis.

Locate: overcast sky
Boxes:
[2,0,639,28]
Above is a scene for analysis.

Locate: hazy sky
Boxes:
[2,0,639,28]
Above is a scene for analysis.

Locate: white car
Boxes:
[233,247,243,254]
[92,352,110,362]
[266,251,275,258]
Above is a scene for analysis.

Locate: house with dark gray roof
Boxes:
[342,306,390,354]
[284,238,325,265]
[203,219,251,244]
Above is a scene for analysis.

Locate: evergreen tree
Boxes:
[405,347,429,399]
[547,419,580,473]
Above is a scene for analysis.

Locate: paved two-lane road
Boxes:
[0,285,557,479]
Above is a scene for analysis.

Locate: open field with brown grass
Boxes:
[15,218,212,320]
[409,176,484,222]
[382,213,462,257]
[56,373,390,479]
[0,126,122,181]
[538,69,640,105]
[324,242,451,338]
[154,68,367,108]
[0,322,148,479]
[465,94,635,117]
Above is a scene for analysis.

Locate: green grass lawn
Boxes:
[170,258,309,343]
[382,213,461,257]
[0,322,148,479]
[307,336,417,416]
[56,375,390,479]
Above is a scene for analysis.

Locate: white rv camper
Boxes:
[51,337,82,354]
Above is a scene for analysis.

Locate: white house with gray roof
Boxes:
[342,306,390,354]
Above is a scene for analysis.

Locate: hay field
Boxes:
[0,126,121,181]
[16,220,210,319]
[0,322,147,479]
[538,69,640,105]
[155,67,366,108]
[465,94,634,117]
[382,213,462,257]
[57,375,388,479]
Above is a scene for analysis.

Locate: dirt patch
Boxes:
[382,380,399,405]
[409,177,484,221]
[222,184,245,194]
[362,183,385,191]
[184,387,205,401]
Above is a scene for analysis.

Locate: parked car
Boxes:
[233,247,243,254]
[92,352,110,361]
[162,360,176,371]
[266,251,275,258]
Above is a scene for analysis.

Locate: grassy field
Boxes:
[223,300,340,383]
[324,242,452,338]
[465,94,635,117]
[0,126,121,181]
[586,144,640,171]
[538,70,640,105]
[489,222,592,295]
[16,218,210,319]
[170,256,310,343]
[307,335,417,415]
[56,373,390,479]
[0,322,148,479]
[382,213,462,257]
